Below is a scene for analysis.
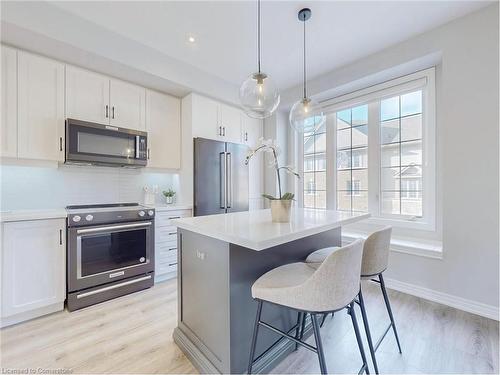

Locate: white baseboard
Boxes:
[383,277,499,321]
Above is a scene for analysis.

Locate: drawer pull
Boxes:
[168,232,177,235]
[169,262,178,267]
[168,216,181,219]
[168,247,177,251]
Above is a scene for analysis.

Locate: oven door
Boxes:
[68,221,154,292]
[65,118,147,167]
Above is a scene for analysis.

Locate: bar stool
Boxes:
[305,226,401,374]
[247,239,369,375]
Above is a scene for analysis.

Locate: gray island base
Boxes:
[173,227,341,374]
[172,208,370,374]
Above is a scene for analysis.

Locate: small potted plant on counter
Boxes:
[245,138,300,223]
[162,188,176,204]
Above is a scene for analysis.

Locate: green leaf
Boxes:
[281,192,295,200]
[262,194,277,200]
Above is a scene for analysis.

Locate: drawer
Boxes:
[156,210,191,228]
[155,226,178,243]
[157,250,177,265]
[156,241,177,256]
[156,261,177,276]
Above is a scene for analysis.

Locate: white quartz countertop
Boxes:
[172,208,370,251]
[0,209,68,222]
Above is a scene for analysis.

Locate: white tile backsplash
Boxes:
[0,164,180,210]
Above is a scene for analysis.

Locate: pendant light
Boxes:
[239,0,280,119]
[289,8,325,133]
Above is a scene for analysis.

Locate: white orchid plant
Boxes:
[245,138,300,201]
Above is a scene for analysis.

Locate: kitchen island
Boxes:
[172,208,369,374]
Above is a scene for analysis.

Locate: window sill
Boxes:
[342,230,443,260]
[363,216,436,232]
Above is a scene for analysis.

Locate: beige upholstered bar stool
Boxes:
[305,226,401,374]
[247,239,369,375]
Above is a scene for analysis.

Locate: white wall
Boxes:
[284,5,499,310]
[0,163,180,210]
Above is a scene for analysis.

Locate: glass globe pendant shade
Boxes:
[239,72,280,119]
[289,96,325,133]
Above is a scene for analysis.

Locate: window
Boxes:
[303,118,326,209]
[336,105,368,212]
[380,91,423,217]
[297,68,436,229]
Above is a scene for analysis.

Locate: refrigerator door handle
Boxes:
[220,152,226,209]
[226,152,232,208]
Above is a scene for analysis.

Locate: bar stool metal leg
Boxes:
[358,288,379,374]
[379,274,402,354]
[294,312,303,351]
[311,313,328,374]
[248,300,263,375]
[349,302,370,374]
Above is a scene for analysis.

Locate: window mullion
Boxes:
[367,101,380,216]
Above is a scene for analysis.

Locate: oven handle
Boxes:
[76,275,152,299]
[76,222,152,234]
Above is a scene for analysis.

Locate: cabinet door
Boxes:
[66,65,110,125]
[1,46,17,158]
[191,94,220,140]
[241,114,263,147]
[146,90,181,169]
[219,103,241,143]
[110,79,146,131]
[17,51,65,162]
[2,219,66,317]
[241,115,264,199]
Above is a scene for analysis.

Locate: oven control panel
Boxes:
[66,205,155,227]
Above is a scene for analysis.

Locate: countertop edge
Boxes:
[1,209,68,223]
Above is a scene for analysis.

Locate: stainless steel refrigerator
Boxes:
[194,137,249,216]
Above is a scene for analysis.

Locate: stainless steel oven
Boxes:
[67,203,155,311]
[65,118,147,167]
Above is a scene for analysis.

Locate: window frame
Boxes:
[297,68,436,231]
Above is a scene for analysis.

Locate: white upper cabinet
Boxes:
[146,90,181,169]
[190,93,219,140]
[17,51,64,162]
[110,79,146,131]
[1,46,17,158]
[241,114,263,147]
[218,103,241,143]
[241,114,264,199]
[189,93,242,143]
[65,65,110,124]
[2,218,66,318]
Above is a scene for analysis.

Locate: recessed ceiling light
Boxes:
[188,36,196,43]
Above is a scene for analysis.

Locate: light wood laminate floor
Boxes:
[1,279,498,374]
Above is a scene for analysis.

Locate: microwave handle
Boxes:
[135,136,140,159]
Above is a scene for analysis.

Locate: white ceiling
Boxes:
[46,0,491,90]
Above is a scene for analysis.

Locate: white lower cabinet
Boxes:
[1,218,66,327]
[154,208,191,283]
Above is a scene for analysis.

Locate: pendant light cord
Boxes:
[303,18,307,99]
[257,0,261,73]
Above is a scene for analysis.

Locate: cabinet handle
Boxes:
[112,106,115,119]
[147,148,150,160]
[59,229,63,245]
[168,232,177,236]
[218,126,222,136]
[245,132,248,142]
[105,105,109,118]
[59,137,63,152]
[168,262,178,267]
[168,216,181,220]
[168,247,177,251]
[222,127,226,136]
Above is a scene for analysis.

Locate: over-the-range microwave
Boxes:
[65,118,147,167]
